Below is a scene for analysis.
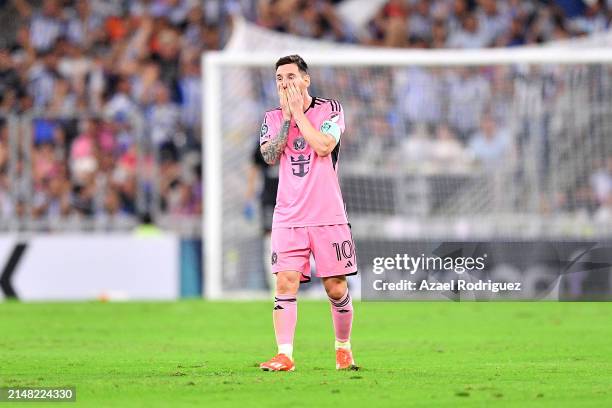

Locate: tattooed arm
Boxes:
[260,119,290,165]
[260,85,292,165]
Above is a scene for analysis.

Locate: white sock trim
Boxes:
[278,344,293,359]
[335,340,351,350]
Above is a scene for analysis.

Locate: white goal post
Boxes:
[202,48,612,300]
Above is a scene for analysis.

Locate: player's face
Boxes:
[276,64,310,95]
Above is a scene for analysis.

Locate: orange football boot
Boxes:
[260,353,295,371]
[336,348,359,370]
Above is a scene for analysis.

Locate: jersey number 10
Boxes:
[332,240,353,261]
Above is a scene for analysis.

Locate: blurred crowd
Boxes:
[255,0,612,47]
[0,0,223,226]
[0,0,611,230]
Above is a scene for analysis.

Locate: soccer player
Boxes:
[258,55,358,371]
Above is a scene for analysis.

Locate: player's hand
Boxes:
[286,83,303,117]
[278,84,291,121]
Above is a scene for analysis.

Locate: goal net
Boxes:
[203,49,612,299]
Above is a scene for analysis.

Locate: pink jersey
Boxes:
[260,97,347,228]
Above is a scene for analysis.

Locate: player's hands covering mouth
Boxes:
[286,83,304,116]
[278,83,292,121]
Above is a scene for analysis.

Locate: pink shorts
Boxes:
[270,224,358,282]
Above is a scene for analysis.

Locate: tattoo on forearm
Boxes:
[261,120,290,164]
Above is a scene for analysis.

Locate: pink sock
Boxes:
[273,294,297,352]
[329,289,353,343]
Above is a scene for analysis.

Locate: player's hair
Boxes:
[275,55,309,74]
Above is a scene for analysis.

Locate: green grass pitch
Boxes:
[1,300,611,407]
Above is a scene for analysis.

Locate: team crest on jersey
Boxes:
[260,123,268,137]
[329,112,340,123]
[291,154,311,177]
[293,136,306,151]
[271,252,278,265]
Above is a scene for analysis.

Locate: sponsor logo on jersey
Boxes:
[260,123,268,137]
[271,251,278,265]
[291,154,311,177]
